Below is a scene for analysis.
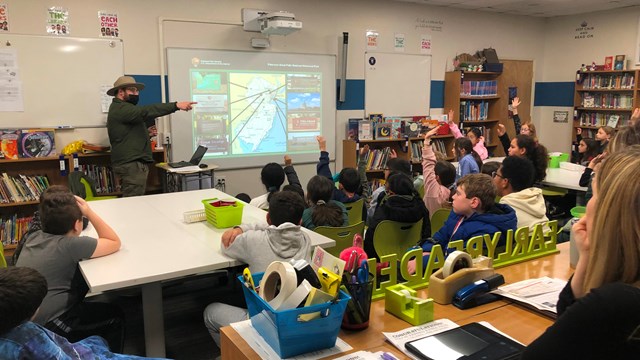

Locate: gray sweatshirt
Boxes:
[222,222,311,272]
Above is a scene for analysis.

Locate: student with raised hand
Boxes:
[492,156,549,231]
[15,185,124,352]
[302,175,348,230]
[520,122,537,140]
[0,267,166,359]
[523,146,640,359]
[364,173,431,260]
[315,136,364,214]
[250,162,285,210]
[497,97,524,154]
[421,125,456,216]
[448,109,488,159]
[283,154,304,196]
[453,137,482,182]
[203,191,310,352]
[498,132,549,184]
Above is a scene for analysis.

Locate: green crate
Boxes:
[202,198,244,228]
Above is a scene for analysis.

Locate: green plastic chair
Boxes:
[430,207,451,234]
[344,198,364,225]
[79,177,118,201]
[372,219,423,259]
[314,221,365,257]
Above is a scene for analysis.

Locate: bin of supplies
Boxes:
[239,272,350,358]
[202,198,244,228]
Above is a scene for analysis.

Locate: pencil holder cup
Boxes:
[340,274,374,330]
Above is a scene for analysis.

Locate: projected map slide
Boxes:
[190,69,321,158]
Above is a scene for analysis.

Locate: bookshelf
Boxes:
[0,151,165,257]
[444,71,505,156]
[573,70,638,139]
[342,135,455,186]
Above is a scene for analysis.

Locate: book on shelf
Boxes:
[19,129,57,158]
[375,122,392,140]
[614,55,626,70]
[0,173,49,203]
[607,114,620,128]
[358,120,374,140]
[79,164,121,194]
[384,116,404,138]
[403,119,421,138]
[0,129,21,159]
[603,56,614,71]
[1,214,34,246]
[82,142,111,154]
[363,147,391,171]
[582,95,594,108]
[368,113,383,123]
[346,118,360,141]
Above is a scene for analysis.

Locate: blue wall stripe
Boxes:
[534,82,575,107]
[336,79,365,110]
[430,80,444,109]
[130,74,574,111]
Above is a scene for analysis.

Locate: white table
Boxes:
[78,189,335,357]
[543,168,587,192]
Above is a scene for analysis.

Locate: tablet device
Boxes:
[404,322,524,360]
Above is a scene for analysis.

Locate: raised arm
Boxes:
[315,136,332,179]
[284,155,303,190]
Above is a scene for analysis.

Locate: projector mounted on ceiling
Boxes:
[242,8,302,36]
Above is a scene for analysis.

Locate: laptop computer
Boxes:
[168,145,208,168]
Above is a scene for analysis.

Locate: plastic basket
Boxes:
[239,272,350,358]
[201,198,244,228]
[183,209,206,223]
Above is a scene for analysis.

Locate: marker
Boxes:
[56,125,74,130]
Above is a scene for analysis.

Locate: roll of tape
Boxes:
[442,251,473,278]
[260,261,298,310]
[278,279,313,310]
[400,289,423,303]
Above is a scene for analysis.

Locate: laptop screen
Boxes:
[188,145,208,165]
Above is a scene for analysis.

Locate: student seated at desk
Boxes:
[523,147,640,359]
[203,191,310,350]
[0,267,165,360]
[448,109,488,160]
[421,126,456,216]
[573,136,599,166]
[367,156,412,226]
[15,186,124,352]
[364,173,431,260]
[496,126,549,184]
[492,156,549,231]
[302,175,348,230]
[595,125,614,154]
[409,174,516,273]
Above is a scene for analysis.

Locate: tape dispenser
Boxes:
[428,251,495,305]
[385,284,434,326]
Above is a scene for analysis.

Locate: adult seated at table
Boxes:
[492,156,549,232]
[523,147,640,359]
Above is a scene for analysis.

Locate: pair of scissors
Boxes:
[356,259,369,283]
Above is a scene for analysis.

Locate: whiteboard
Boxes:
[365,52,431,116]
[0,34,124,128]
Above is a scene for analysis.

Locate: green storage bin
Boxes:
[202,198,244,228]
[570,206,586,218]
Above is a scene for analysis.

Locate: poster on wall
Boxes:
[46,7,69,35]
[553,111,569,123]
[0,4,9,32]
[394,33,405,52]
[98,11,119,38]
[420,34,432,54]
[366,30,378,50]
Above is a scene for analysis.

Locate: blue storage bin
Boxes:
[238,272,350,358]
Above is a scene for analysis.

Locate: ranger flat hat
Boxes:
[107,75,145,96]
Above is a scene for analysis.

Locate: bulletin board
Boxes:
[0,34,124,128]
[364,52,432,116]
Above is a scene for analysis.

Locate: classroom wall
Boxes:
[9,1,636,196]
[534,6,640,152]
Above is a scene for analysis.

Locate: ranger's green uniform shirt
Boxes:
[107,98,178,166]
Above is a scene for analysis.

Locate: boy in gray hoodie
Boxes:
[203,191,310,350]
